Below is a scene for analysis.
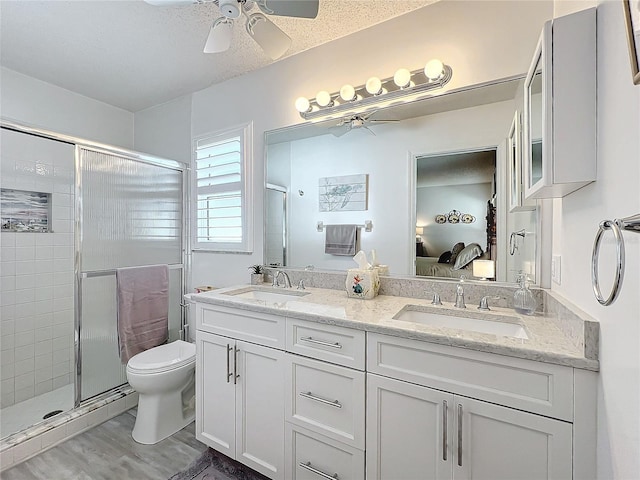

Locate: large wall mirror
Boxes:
[265,77,540,285]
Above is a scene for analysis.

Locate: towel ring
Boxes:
[509,229,526,256]
[591,214,640,306]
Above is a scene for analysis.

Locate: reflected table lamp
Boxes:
[472,259,495,281]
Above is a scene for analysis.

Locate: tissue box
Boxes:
[345,269,380,300]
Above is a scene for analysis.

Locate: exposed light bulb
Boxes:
[393,68,412,88]
[365,77,383,95]
[339,84,356,102]
[315,90,333,107]
[295,96,310,113]
[424,59,445,81]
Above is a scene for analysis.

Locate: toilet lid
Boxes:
[127,340,196,374]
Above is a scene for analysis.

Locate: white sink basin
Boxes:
[223,287,309,303]
[394,306,529,340]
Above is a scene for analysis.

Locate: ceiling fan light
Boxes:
[315,90,333,108]
[246,13,292,60]
[393,68,412,88]
[339,84,356,102]
[203,18,234,53]
[365,77,383,95]
[295,97,311,113]
[424,59,445,81]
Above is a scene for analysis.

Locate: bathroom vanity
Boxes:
[190,284,598,480]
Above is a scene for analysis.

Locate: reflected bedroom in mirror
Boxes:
[265,77,540,285]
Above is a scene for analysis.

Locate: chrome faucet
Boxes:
[454,276,466,309]
[272,270,292,288]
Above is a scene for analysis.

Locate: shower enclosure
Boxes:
[0,124,188,441]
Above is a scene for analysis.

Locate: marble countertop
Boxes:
[186,284,599,371]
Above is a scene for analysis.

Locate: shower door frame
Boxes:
[0,119,191,410]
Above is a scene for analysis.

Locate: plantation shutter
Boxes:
[195,133,243,246]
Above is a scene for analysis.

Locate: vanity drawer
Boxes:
[285,424,364,480]
[367,333,574,421]
[286,319,365,370]
[286,354,365,448]
[197,304,285,349]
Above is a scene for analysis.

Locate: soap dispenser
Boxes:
[513,274,537,315]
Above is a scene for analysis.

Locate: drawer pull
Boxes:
[442,400,448,461]
[457,404,463,467]
[226,344,233,383]
[299,461,339,480]
[299,391,342,409]
[300,336,343,349]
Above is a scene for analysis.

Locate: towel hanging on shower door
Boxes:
[116,264,169,363]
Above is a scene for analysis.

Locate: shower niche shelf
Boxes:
[0,188,51,233]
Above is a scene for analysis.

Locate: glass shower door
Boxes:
[77,148,185,401]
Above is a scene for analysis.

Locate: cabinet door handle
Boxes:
[442,400,448,461]
[233,346,240,385]
[300,336,342,349]
[299,391,342,409]
[299,461,339,480]
[226,344,233,383]
[457,403,463,467]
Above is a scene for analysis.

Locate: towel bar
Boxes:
[316,220,373,232]
[591,213,640,306]
[80,263,183,278]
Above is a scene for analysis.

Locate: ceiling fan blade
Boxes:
[143,0,195,6]
[204,18,234,53]
[256,0,319,19]
[363,126,377,136]
[369,119,400,123]
[329,124,351,137]
[246,13,292,60]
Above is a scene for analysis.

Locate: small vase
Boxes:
[250,273,263,285]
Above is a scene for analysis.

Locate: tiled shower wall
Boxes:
[0,130,76,408]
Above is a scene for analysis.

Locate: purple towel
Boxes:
[116,264,169,364]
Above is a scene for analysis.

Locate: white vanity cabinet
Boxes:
[284,320,367,480]
[195,304,286,480]
[523,8,596,199]
[366,333,575,480]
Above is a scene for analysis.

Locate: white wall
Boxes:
[1,67,134,149]
[417,183,492,257]
[551,1,640,479]
[172,0,553,288]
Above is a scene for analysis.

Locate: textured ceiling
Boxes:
[417,151,496,188]
[0,0,435,112]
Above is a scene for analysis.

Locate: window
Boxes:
[192,123,253,252]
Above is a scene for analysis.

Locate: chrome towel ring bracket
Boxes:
[591,213,640,306]
[509,229,526,255]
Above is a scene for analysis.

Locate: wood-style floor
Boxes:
[2,411,208,480]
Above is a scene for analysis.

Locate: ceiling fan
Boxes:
[144,0,319,59]
[329,112,399,137]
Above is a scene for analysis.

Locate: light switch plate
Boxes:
[552,255,561,284]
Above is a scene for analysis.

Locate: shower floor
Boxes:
[0,384,74,439]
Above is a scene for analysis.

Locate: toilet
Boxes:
[126,340,196,444]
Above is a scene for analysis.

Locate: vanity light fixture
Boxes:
[315,90,334,108]
[294,59,452,121]
[339,84,357,102]
[393,68,413,89]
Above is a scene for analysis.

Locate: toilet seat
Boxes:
[127,340,195,375]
